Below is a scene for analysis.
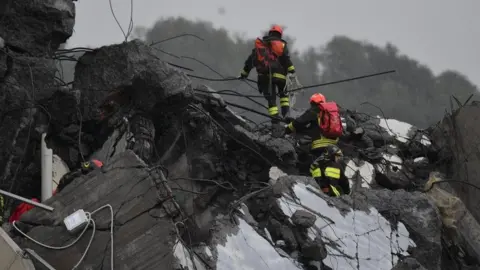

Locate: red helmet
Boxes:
[310,93,326,104]
[269,25,283,35]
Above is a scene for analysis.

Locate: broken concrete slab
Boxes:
[425,172,480,266]
[15,151,181,269]
[1,55,58,112]
[193,84,253,131]
[430,102,480,223]
[0,55,59,194]
[0,227,35,270]
[356,189,442,270]
[74,40,194,121]
[0,0,75,55]
[210,213,303,270]
[233,125,297,168]
[2,2,480,269]
[273,176,424,270]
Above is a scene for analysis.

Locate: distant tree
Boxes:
[57,17,479,128]
[316,35,479,127]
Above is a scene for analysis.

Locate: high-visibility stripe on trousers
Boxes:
[280,97,290,107]
[268,106,279,116]
[272,73,286,80]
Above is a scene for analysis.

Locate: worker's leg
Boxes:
[310,149,342,197]
[310,149,330,194]
[323,165,342,197]
[258,76,279,123]
[275,79,290,118]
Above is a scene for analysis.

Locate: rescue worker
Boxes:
[239,25,296,123]
[56,159,104,192]
[284,93,350,196]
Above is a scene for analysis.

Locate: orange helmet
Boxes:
[310,93,326,104]
[269,25,283,35]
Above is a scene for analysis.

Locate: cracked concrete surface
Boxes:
[17,151,178,269]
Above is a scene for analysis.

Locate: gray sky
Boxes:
[69,0,480,87]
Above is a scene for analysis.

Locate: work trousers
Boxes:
[309,147,350,197]
[257,76,290,123]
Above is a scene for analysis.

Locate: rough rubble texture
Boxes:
[0,1,479,270]
[430,102,480,222]
[0,0,75,56]
[74,40,194,121]
[18,151,179,269]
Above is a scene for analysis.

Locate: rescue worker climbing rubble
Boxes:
[284,93,350,196]
[239,25,297,124]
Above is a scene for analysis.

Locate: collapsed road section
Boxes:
[0,1,479,270]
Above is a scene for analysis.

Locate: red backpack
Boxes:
[317,102,343,138]
[254,38,284,73]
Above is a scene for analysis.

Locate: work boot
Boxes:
[270,112,281,125]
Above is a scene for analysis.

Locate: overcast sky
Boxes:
[69,0,480,87]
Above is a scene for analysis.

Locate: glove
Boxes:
[239,70,248,79]
[284,124,293,135]
[286,73,296,80]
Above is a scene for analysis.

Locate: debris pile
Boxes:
[0,2,479,270]
[0,0,76,205]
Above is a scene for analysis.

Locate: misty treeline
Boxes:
[57,17,479,128]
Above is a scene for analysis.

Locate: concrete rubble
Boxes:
[0,1,479,270]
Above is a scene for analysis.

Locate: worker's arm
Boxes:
[285,109,316,134]
[240,49,255,77]
[280,43,295,74]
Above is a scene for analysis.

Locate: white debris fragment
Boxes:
[377,153,403,174]
[345,159,375,188]
[204,246,212,257]
[174,241,207,270]
[216,219,302,270]
[378,118,431,146]
[414,157,427,163]
[264,228,273,244]
[421,135,431,146]
[269,166,287,185]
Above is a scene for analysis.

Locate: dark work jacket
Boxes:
[286,108,339,150]
[241,35,295,79]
